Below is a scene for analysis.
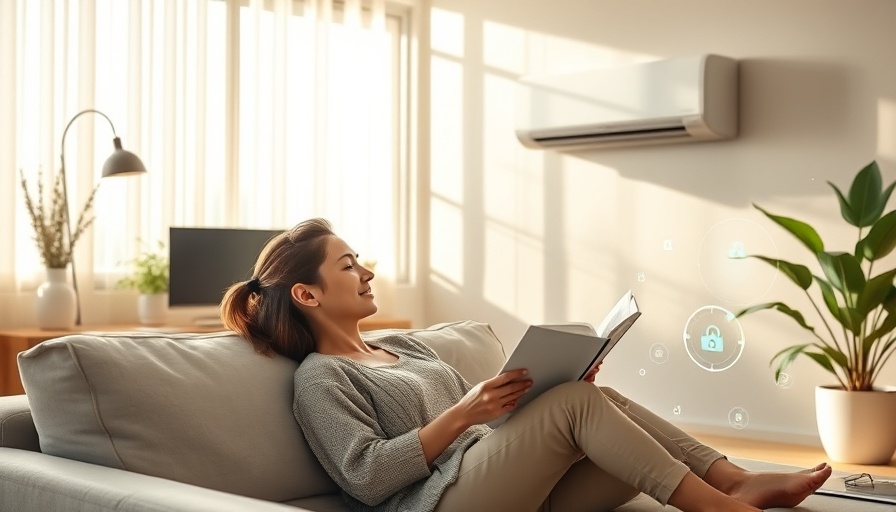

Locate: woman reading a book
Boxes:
[220,218,832,512]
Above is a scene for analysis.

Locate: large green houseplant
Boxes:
[737,161,896,390]
[737,160,896,464]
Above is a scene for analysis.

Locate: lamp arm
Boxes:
[58,109,119,326]
[60,109,118,158]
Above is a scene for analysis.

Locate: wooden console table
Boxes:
[0,316,411,397]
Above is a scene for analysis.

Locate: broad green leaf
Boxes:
[814,276,843,324]
[829,182,858,226]
[804,351,838,376]
[857,269,896,316]
[817,252,865,301]
[750,256,813,289]
[864,306,896,349]
[736,302,815,331]
[753,204,824,253]
[847,161,885,227]
[817,344,849,369]
[859,210,896,261]
[837,306,863,335]
[770,344,840,381]
[771,344,811,381]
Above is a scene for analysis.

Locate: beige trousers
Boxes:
[434,382,725,512]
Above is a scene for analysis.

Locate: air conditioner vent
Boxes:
[532,125,689,147]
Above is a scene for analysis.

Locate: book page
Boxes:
[537,323,597,337]
[595,290,639,338]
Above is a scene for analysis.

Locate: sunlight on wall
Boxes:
[429,8,466,290]
[483,222,545,324]
[880,98,896,161]
[430,56,464,204]
[430,196,464,286]
[430,8,464,58]
[482,21,525,74]
[483,74,528,225]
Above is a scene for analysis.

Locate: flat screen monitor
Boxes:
[168,227,284,308]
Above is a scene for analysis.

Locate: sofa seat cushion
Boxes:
[17,321,505,503]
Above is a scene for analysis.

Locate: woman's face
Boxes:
[307,235,378,321]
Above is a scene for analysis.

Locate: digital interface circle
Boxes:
[683,305,745,372]
[648,343,670,364]
[775,372,794,389]
[728,407,749,429]
[697,218,779,306]
[639,368,646,377]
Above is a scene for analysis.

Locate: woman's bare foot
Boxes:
[719,462,833,509]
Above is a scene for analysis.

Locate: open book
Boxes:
[487,290,641,428]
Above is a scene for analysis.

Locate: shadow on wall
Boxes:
[560,58,856,207]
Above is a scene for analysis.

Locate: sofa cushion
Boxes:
[18,331,336,502]
[17,321,505,503]
[363,320,506,384]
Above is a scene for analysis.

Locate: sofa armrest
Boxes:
[0,448,312,512]
[0,395,39,452]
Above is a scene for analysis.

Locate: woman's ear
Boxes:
[291,283,320,307]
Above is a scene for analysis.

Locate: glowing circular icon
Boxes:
[728,407,749,429]
[649,343,670,364]
[697,218,779,306]
[639,368,646,377]
[683,305,745,372]
[776,372,794,389]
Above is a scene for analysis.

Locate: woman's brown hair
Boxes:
[220,218,335,362]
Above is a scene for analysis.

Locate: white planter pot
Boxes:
[138,293,168,326]
[815,385,896,465]
[35,268,77,329]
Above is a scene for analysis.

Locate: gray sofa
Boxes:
[0,321,508,512]
[0,321,885,512]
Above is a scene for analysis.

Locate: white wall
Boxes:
[421,0,896,443]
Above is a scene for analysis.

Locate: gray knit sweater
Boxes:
[293,334,492,512]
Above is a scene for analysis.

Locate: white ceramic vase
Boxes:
[815,385,896,464]
[35,267,77,329]
[138,293,168,326]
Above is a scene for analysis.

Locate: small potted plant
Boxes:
[118,241,170,326]
[737,161,896,464]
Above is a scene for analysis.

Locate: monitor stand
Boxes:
[193,316,225,328]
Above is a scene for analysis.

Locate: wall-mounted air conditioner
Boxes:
[515,54,739,150]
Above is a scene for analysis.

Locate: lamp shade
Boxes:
[101,137,147,178]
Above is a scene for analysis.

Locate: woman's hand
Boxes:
[582,363,602,383]
[418,369,531,466]
[452,369,532,427]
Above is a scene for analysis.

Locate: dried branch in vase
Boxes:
[19,169,99,269]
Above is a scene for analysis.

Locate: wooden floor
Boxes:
[691,432,896,478]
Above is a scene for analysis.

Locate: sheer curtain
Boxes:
[1,0,406,325]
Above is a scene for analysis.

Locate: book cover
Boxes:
[487,290,640,428]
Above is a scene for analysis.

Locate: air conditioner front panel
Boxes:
[515,55,738,150]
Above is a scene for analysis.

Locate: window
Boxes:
[2,0,412,305]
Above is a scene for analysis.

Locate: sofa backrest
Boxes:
[17,320,505,502]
